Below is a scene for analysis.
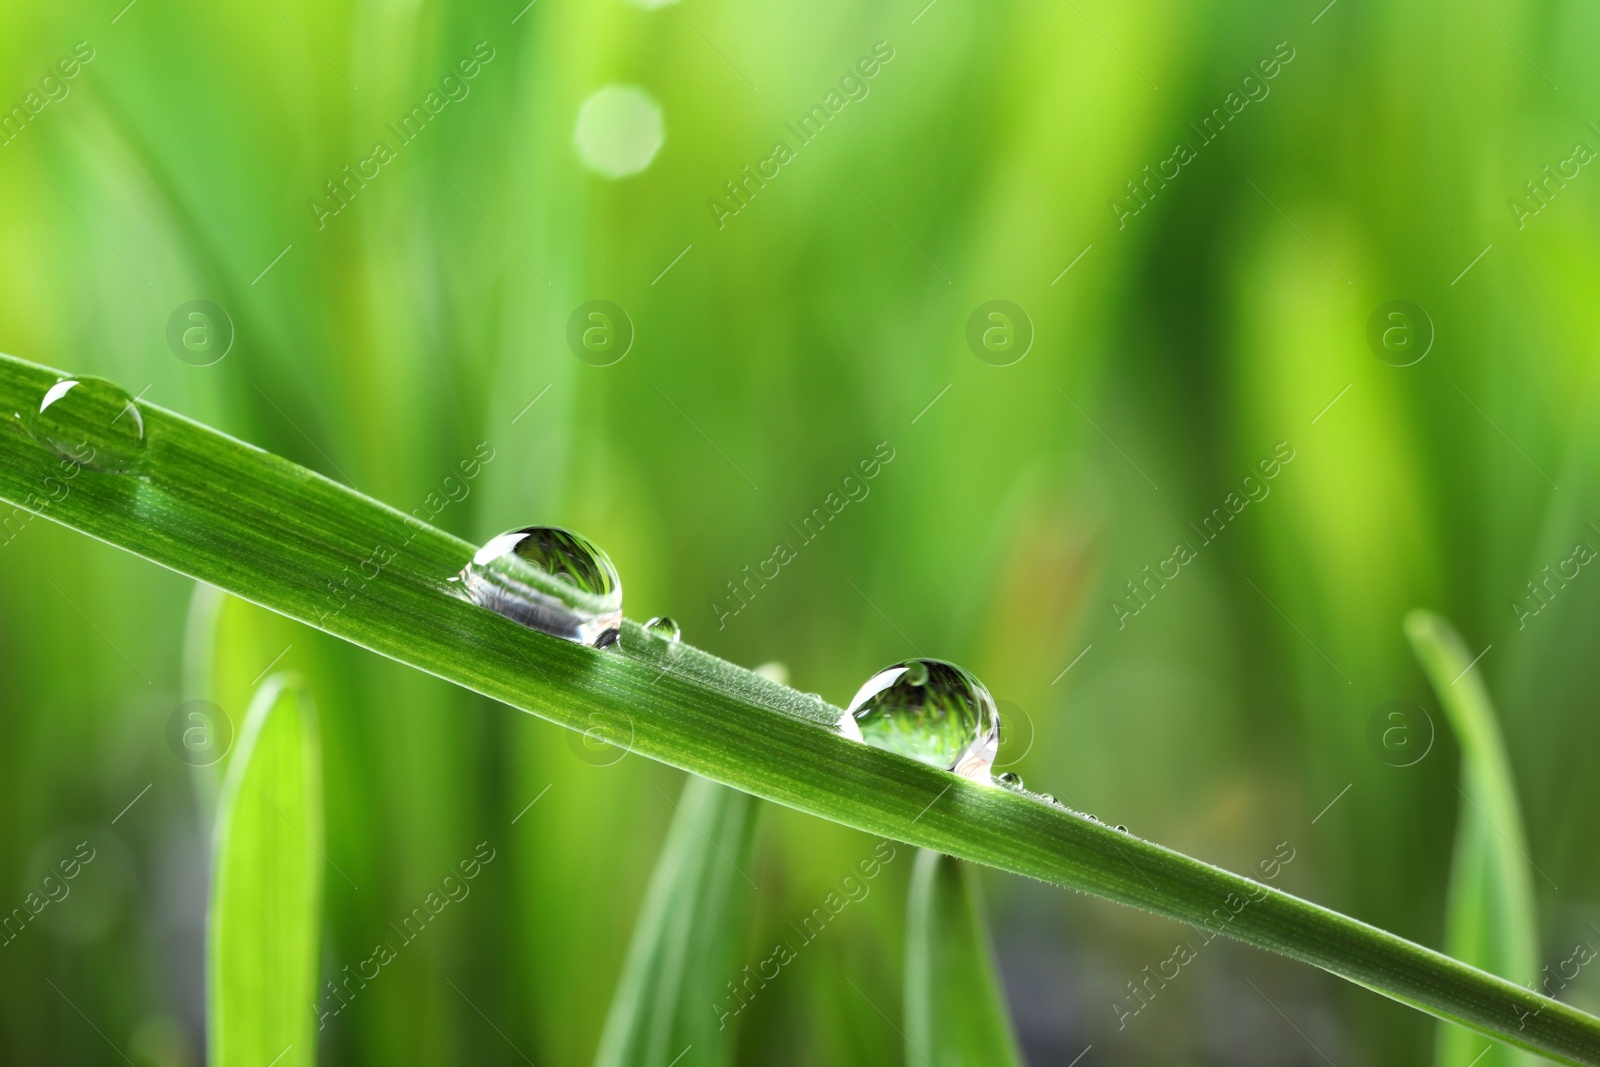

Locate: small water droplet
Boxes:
[1115,824,1129,833]
[804,692,825,703]
[22,376,147,473]
[1039,793,1057,805]
[1086,813,1100,822]
[457,526,622,647]
[996,772,1024,790]
[644,616,681,643]
[753,661,787,685]
[837,658,1000,780]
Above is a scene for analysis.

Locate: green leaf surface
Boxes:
[906,851,1024,1067]
[1408,610,1541,1067]
[182,583,300,795]
[3,353,1599,1064]
[595,776,761,1067]
[208,673,324,1067]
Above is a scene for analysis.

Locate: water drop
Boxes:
[804,692,825,703]
[838,658,999,780]
[22,376,147,473]
[1115,824,1129,833]
[1040,794,1057,805]
[995,772,1024,790]
[644,616,681,643]
[457,526,622,647]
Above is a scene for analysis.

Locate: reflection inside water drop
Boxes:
[838,658,1000,781]
[457,526,622,647]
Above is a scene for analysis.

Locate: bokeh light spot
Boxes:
[573,85,665,179]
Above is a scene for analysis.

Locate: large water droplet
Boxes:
[644,616,681,643]
[457,526,622,647]
[22,376,147,473]
[838,658,1000,780]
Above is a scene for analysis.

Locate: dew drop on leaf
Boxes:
[22,376,147,473]
[643,616,681,643]
[457,526,622,647]
[836,657,1000,781]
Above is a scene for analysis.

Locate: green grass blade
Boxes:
[906,851,1024,1067]
[3,353,1600,1064]
[182,584,299,785]
[208,673,324,1067]
[594,776,761,1067]
[1407,610,1542,1067]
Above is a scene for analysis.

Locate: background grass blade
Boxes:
[185,584,301,765]
[1407,610,1541,1067]
[208,673,324,1067]
[905,851,1024,1067]
[4,352,1600,1064]
[594,776,761,1067]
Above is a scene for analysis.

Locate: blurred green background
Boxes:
[3,0,1600,1062]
